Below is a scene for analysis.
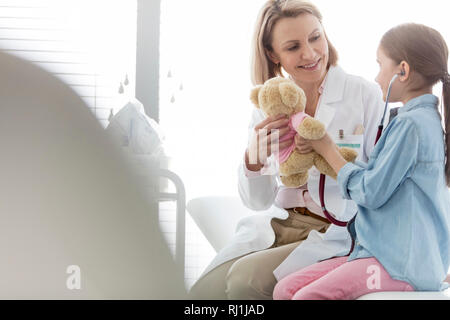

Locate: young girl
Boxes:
[273,23,450,300]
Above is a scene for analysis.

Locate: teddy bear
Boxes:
[250,76,357,188]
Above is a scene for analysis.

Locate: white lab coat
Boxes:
[199,65,386,280]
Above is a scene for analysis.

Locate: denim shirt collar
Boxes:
[398,94,439,114]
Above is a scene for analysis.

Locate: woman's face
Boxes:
[269,14,329,85]
[375,46,401,102]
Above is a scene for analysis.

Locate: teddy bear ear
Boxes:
[250,85,263,108]
[279,82,300,108]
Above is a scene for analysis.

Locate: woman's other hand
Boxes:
[245,114,292,171]
[295,135,313,154]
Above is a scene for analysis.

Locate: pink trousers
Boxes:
[273,256,414,300]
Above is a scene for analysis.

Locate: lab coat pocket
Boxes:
[335,134,364,162]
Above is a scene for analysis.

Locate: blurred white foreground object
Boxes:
[0,51,186,299]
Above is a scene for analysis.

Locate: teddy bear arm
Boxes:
[313,147,358,180]
[296,117,326,140]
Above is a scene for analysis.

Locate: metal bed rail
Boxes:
[153,168,186,277]
[125,154,186,278]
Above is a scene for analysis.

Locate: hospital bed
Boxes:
[186,196,450,300]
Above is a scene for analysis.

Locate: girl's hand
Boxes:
[295,135,313,154]
[245,114,293,171]
[310,132,348,175]
[309,132,337,157]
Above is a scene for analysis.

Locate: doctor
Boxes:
[189,0,385,300]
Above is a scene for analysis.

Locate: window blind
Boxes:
[0,0,137,128]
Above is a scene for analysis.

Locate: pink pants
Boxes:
[273,256,414,300]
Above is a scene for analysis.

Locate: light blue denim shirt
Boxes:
[337,94,450,291]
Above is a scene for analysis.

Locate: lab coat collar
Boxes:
[321,65,346,104]
[314,65,346,129]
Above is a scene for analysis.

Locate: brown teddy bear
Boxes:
[250,77,357,188]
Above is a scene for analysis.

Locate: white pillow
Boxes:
[106,98,165,155]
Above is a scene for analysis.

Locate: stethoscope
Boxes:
[319,70,404,227]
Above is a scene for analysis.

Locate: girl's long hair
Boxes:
[381,23,450,186]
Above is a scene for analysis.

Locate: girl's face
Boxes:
[269,14,329,85]
[375,46,402,102]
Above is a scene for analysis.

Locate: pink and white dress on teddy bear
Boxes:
[277,111,308,163]
[273,111,326,217]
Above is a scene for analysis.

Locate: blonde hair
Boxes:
[380,23,450,186]
[251,0,338,85]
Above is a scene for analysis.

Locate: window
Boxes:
[0,0,137,128]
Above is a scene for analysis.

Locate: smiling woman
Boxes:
[257,9,337,85]
[187,0,389,299]
[260,12,335,116]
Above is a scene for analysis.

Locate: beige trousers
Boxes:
[188,209,330,300]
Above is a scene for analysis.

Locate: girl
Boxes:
[273,23,450,300]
